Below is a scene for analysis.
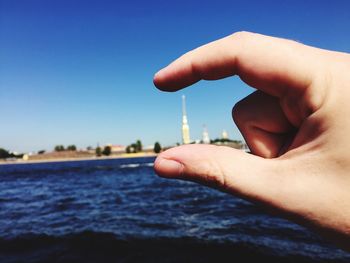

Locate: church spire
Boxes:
[182,95,187,117]
[182,95,191,144]
[202,124,210,144]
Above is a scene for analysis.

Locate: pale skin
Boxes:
[153,32,350,250]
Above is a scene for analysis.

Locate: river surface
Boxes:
[0,157,348,262]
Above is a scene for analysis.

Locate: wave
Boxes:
[119,162,154,169]
[0,231,347,263]
[119,163,141,168]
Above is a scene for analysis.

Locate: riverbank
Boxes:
[0,152,157,166]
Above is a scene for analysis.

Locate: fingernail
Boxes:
[155,158,183,177]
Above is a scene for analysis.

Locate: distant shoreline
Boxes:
[0,152,157,166]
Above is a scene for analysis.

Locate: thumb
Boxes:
[154,144,290,209]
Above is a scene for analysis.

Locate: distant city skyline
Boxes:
[1,0,350,152]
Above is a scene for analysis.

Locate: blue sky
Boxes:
[1,0,350,152]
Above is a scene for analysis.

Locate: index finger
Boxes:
[153,31,320,98]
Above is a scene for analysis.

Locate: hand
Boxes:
[153,32,350,250]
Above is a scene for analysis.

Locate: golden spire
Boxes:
[182,95,191,144]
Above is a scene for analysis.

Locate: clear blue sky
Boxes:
[1,0,350,152]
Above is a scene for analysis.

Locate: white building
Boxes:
[202,125,210,144]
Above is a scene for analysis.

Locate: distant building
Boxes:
[222,129,229,140]
[202,125,210,144]
[181,95,191,144]
[106,144,126,154]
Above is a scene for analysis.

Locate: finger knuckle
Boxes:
[203,163,226,189]
[229,31,253,42]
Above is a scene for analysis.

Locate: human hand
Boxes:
[153,32,350,250]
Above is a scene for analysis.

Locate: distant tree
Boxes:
[136,140,142,152]
[86,146,92,151]
[95,146,102,157]
[125,140,143,154]
[102,146,111,156]
[16,153,24,158]
[0,148,10,159]
[54,145,65,152]
[67,145,77,151]
[131,143,138,153]
[154,142,162,153]
[38,150,45,154]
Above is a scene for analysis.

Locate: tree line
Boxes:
[125,140,162,154]
[54,145,77,151]
[95,145,111,157]
[126,140,143,154]
[0,148,23,159]
[0,140,163,160]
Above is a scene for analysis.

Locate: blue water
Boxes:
[0,157,348,262]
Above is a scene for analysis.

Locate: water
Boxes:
[0,157,348,262]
